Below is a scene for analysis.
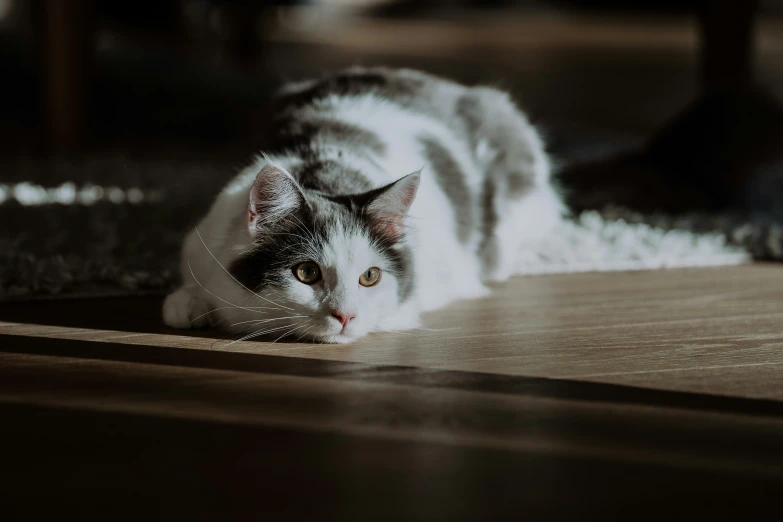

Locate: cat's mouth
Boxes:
[327,315,358,335]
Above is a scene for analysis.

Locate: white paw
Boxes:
[377,301,422,331]
[162,287,212,329]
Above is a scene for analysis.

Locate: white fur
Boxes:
[514,211,750,274]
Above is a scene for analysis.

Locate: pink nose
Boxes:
[331,311,356,328]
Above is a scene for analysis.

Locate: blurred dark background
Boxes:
[1,0,781,164]
[2,0,783,301]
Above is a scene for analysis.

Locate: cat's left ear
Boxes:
[364,172,420,239]
[248,165,305,235]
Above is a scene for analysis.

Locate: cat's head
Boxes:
[225,164,419,343]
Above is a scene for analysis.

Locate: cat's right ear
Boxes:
[248,165,305,235]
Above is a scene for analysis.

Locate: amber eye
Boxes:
[359,267,381,287]
[293,261,321,285]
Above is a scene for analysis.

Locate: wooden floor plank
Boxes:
[2,265,782,399]
[3,349,783,475]
[3,400,780,521]
[3,265,783,520]
[2,335,783,521]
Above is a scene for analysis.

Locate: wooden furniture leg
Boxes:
[35,0,95,155]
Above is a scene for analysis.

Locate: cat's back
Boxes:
[267,68,483,192]
[273,66,467,117]
[270,67,476,151]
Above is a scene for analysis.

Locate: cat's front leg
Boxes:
[162,286,214,329]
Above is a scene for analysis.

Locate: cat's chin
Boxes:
[307,331,363,344]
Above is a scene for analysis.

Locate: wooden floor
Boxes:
[2,264,783,520]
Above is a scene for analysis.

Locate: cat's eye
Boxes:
[359,267,381,287]
[293,261,322,284]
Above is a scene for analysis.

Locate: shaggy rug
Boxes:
[0,149,778,302]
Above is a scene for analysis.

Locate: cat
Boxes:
[162,67,565,343]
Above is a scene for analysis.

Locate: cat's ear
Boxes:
[248,165,305,234]
[364,172,420,239]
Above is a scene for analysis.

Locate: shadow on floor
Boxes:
[0,294,233,338]
[2,331,783,418]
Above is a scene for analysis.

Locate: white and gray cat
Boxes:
[163,67,565,343]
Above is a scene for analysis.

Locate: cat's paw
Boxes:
[163,288,212,329]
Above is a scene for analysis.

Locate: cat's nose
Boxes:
[331,310,356,328]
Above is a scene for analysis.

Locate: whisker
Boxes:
[223,322,299,347]
[271,321,312,344]
[229,315,308,328]
[288,214,317,243]
[188,261,280,317]
[189,304,281,324]
[283,215,322,257]
[194,227,294,311]
[295,323,316,342]
[262,231,313,241]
